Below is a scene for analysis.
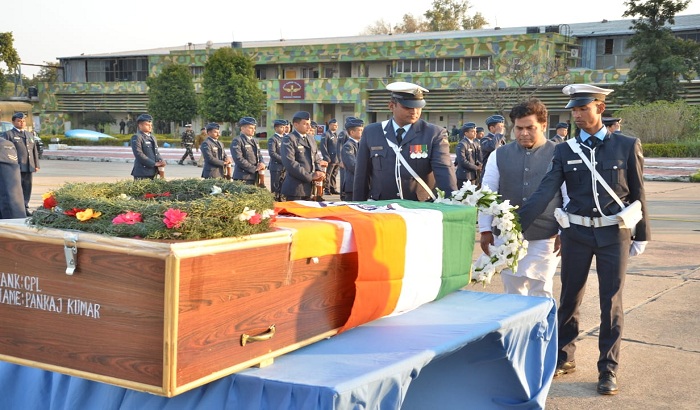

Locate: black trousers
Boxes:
[270,170,284,197]
[20,171,33,210]
[558,227,631,373]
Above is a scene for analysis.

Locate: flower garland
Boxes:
[31,179,276,240]
[435,181,528,284]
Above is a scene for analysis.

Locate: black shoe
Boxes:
[597,371,618,395]
[553,360,576,378]
[330,189,340,195]
[178,161,184,165]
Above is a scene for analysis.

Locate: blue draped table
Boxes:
[0,290,556,409]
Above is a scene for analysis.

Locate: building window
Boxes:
[429,58,461,72]
[464,56,492,71]
[604,39,614,54]
[301,67,319,78]
[191,66,204,78]
[255,68,267,80]
[85,57,148,82]
[395,59,426,73]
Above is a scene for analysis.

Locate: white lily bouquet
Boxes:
[436,181,528,284]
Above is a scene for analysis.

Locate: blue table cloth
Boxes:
[0,291,556,409]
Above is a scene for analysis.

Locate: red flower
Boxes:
[64,208,86,217]
[144,192,171,199]
[43,195,58,209]
[163,208,187,229]
[249,213,263,225]
[112,211,143,225]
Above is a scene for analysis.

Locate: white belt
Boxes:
[567,213,618,228]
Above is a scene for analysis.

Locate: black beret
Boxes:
[556,122,569,129]
[273,119,287,127]
[485,115,505,126]
[205,122,220,132]
[476,127,484,132]
[328,118,337,124]
[11,112,25,120]
[461,122,476,132]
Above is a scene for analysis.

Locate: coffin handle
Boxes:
[241,324,276,346]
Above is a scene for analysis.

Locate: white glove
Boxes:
[629,241,648,257]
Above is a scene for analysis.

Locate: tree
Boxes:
[200,48,265,128]
[146,63,198,129]
[27,62,61,87]
[396,14,429,33]
[424,0,488,31]
[0,32,21,95]
[462,49,571,132]
[361,0,487,35]
[621,0,700,103]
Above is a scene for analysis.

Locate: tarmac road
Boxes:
[28,159,700,409]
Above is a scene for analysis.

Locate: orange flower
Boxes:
[76,208,102,221]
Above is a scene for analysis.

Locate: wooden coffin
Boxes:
[0,219,356,397]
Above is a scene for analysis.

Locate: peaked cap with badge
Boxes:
[386,81,429,109]
[562,84,614,109]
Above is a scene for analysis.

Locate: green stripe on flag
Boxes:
[373,200,476,299]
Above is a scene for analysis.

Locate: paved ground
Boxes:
[28,150,700,409]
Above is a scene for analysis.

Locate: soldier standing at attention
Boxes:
[0,138,26,218]
[268,119,287,201]
[320,119,341,195]
[280,111,326,201]
[480,114,506,167]
[454,122,482,188]
[201,123,231,179]
[130,114,165,180]
[2,112,40,215]
[178,124,196,165]
[353,81,456,201]
[550,122,568,144]
[339,117,364,201]
[518,84,650,396]
[230,117,265,186]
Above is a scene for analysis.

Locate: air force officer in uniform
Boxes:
[518,84,650,396]
[130,114,165,180]
[353,82,456,201]
[280,111,326,200]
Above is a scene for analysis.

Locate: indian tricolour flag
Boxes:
[275,200,476,331]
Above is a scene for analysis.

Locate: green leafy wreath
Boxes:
[30,178,275,240]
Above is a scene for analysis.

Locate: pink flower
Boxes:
[163,208,187,229]
[249,213,262,225]
[112,211,143,225]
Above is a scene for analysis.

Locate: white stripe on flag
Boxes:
[390,206,444,314]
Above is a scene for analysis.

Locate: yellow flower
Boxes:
[76,208,102,221]
[42,191,55,200]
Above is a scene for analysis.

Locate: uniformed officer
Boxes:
[178,124,196,165]
[339,117,364,201]
[475,126,485,141]
[130,114,165,180]
[480,114,506,167]
[353,81,457,201]
[280,111,326,200]
[454,122,482,188]
[1,112,40,215]
[230,117,265,186]
[550,122,568,143]
[320,118,341,195]
[201,122,231,179]
[603,117,623,134]
[0,138,26,219]
[518,84,650,396]
[268,119,287,201]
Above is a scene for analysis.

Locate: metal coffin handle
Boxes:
[240,324,276,346]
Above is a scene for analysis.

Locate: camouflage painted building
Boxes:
[38,15,700,137]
